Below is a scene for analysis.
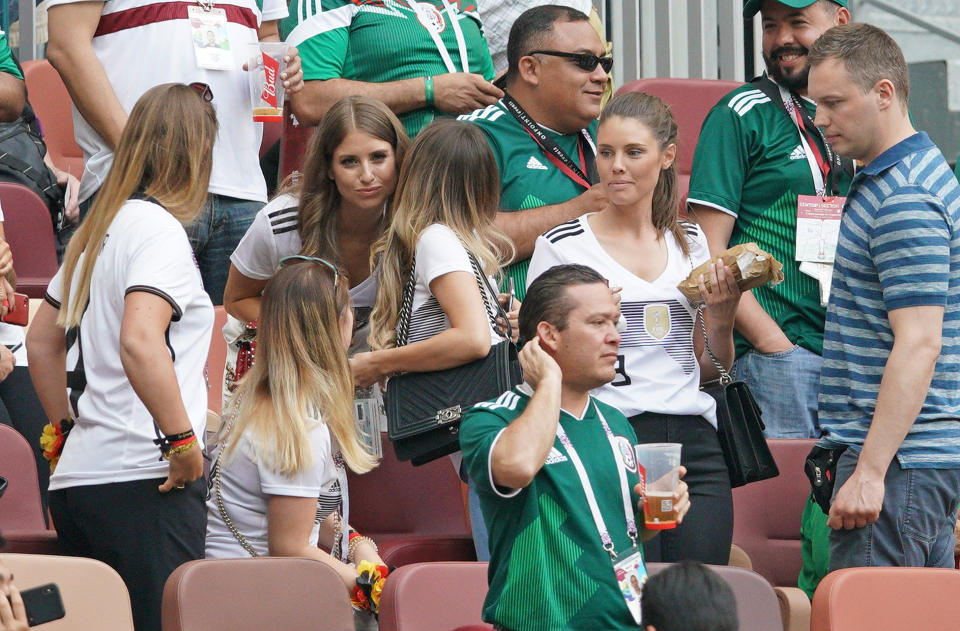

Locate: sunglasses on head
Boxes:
[189,82,214,103]
[529,50,614,74]
[278,255,342,290]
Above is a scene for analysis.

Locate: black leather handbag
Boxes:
[698,308,779,488]
[386,253,522,466]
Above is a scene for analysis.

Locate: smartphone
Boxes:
[18,583,65,627]
[506,277,515,312]
[0,293,28,326]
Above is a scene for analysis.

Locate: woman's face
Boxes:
[596,116,675,209]
[329,131,398,215]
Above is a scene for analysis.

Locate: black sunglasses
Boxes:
[189,82,214,103]
[529,50,613,74]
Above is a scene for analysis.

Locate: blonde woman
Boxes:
[26,83,216,631]
[207,261,383,606]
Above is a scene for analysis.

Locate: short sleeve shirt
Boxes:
[0,31,22,79]
[205,420,344,557]
[687,81,852,357]
[527,215,717,422]
[45,198,214,490]
[284,0,495,138]
[459,101,598,298]
[460,387,643,631]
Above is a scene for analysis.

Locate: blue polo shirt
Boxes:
[818,132,960,469]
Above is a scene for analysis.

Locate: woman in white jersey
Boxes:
[222,96,409,394]
[207,260,386,613]
[527,92,741,565]
[26,83,216,631]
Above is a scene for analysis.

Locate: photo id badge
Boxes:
[188,6,234,70]
[796,195,845,264]
[613,545,646,625]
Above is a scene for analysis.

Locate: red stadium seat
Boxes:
[378,562,489,631]
[0,423,58,553]
[21,60,84,177]
[347,440,476,567]
[0,182,58,298]
[811,567,960,631]
[616,78,742,211]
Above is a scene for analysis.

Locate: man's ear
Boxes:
[517,54,541,87]
[873,78,896,111]
[536,320,560,353]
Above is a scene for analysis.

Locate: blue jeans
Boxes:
[829,448,960,571]
[184,193,263,304]
[732,345,822,438]
[468,478,490,561]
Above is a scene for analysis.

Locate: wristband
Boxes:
[424,76,434,107]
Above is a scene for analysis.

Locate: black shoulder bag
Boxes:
[385,253,522,466]
[698,307,779,487]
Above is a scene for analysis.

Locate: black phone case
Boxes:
[19,583,65,627]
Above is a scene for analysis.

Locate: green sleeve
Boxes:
[687,100,748,216]
[0,33,22,80]
[460,405,512,497]
[289,0,351,81]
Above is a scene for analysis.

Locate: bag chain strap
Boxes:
[211,391,260,557]
[698,305,732,384]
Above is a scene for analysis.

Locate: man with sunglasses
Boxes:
[459,4,610,302]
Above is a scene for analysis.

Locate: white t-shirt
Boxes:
[527,215,718,425]
[46,0,288,204]
[45,198,214,489]
[205,420,346,558]
[405,224,501,345]
[229,193,377,308]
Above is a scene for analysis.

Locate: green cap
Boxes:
[743,0,848,19]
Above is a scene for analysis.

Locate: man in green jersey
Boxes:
[688,0,851,440]
[461,264,690,631]
[284,0,501,137]
[459,5,609,300]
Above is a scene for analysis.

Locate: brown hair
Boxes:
[58,83,216,327]
[808,23,909,107]
[293,96,410,266]
[598,92,688,257]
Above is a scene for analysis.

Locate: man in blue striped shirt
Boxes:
[808,23,960,570]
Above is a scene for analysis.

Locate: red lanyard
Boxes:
[522,127,592,189]
[792,105,830,187]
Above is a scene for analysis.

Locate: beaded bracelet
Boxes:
[348,533,378,564]
[162,434,198,460]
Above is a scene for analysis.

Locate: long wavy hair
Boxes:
[221,261,376,475]
[293,96,409,266]
[369,120,513,350]
[599,92,688,257]
[57,83,217,327]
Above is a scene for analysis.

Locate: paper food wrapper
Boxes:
[677,242,784,305]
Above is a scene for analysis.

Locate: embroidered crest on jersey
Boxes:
[413,2,446,33]
[526,156,548,170]
[615,435,637,473]
[789,145,806,161]
[643,304,671,340]
[544,446,568,465]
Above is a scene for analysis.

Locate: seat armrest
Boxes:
[775,586,811,631]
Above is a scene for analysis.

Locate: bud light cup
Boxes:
[248,42,288,122]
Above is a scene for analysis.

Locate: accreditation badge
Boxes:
[613,546,647,625]
[354,383,385,458]
[795,195,845,264]
[189,6,234,70]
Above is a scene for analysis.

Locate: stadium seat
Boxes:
[21,60,84,177]
[0,424,57,554]
[811,567,960,631]
[0,182,58,298]
[0,553,135,630]
[347,440,476,566]
[616,78,742,211]
[378,562,489,631]
[206,306,228,415]
[278,101,315,182]
[162,557,353,631]
[647,563,784,631]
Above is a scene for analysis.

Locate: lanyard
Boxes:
[501,92,598,189]
[416,1,469,74]
[555,401,638,560]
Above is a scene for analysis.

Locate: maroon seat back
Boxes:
[378,562,489,631]
[616,78,742,211]
[21,59,84,177]
[0,423,46,531]
[1,182,58,298]
[731,438,817,587]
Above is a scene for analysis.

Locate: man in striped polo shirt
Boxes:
[808,23,960,570]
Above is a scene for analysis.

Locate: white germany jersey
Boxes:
[527,214,718,424]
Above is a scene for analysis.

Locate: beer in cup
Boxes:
[634,443,682,529]
[248,42,288,122]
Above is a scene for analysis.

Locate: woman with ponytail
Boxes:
[526,92,742,565]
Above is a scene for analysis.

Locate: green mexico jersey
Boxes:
[0,32,22,80]
[460,102,598,299]
[283,0,495,138]
[687,82,852,357]
[460,387,643,631]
